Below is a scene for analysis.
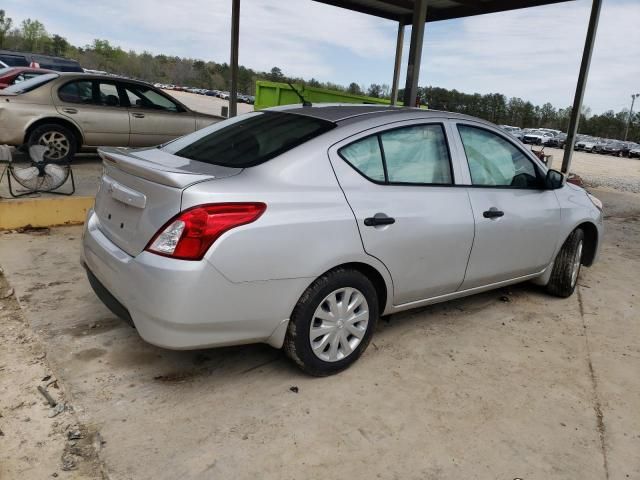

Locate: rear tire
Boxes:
[546,228,584,298]
[27,124,77,163]
[284,269,378,376]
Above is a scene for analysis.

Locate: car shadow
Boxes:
[94,281,557,384]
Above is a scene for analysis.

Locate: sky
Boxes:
[3,0,639,113]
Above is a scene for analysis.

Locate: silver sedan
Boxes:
[81,105,603,376]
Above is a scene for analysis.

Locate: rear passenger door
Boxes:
[329,121,475,305]
[452,122,561,289]
[54,79,130,146]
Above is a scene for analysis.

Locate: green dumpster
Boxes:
[254,80,397,110]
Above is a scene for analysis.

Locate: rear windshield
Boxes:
[3,73,58,94]
[162,111,335,168]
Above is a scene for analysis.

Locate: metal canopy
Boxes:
[229,0,597,175]
[312,0,572,24]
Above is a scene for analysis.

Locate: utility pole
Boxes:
[390,23,404,106]
[402,0,427,108]
[561,0,601,174]
[624,93,639,141]
[229,0,240,117]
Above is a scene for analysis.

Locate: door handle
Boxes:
[483,208,504,219]
[364,214,395,227]
[131,113,145,118]
[62,108,77,114]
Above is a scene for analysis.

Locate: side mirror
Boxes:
[545,169,564,190]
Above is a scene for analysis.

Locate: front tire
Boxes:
[546,228,584,298]
[284,269,378,376]
[27,124,77,163]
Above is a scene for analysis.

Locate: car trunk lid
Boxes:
[95,147,241,256]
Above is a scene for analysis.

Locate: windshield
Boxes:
[162,111,336,168]
[3,73,59,94]
[0,67,13,76]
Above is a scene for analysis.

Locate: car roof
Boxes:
[266,103,481,125]
[54,71,152,85]
[1,66,54,73]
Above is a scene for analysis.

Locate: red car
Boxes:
[0,67,54,89]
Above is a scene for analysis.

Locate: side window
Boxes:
[458,125,541,188]
[338,123,453,185]
[97,82,121,107]
[123,84,179,112]
[58,80,93,104]
[380,124,452,184]
[339,135,385,182]
[13,73,39,84]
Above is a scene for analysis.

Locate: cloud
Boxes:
[417,0,640,113]
[3,0,637,113]
[3,0,396,79]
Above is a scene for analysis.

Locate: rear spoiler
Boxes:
[99,147,217,189]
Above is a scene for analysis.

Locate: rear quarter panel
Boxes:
[180,136,394,290]
[0,83,84,145]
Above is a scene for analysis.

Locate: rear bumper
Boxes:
[81,209,308,350]
[85,266,134,327]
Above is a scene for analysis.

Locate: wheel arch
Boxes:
[576,221,598,267]
[334,262,389,315]
[297,261,391,319]
[24,117,84,148]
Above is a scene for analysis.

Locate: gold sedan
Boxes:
[0,72,223,162]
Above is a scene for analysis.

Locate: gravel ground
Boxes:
[581,175,640,194]
[162,89,254,117]
[544,147,640,193]
[0,186,638,479]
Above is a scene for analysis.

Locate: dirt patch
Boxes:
[153,371,198,383]
[61,318,126,338]
[109,349,162,368]
[15,225,51,235]
[0,271,105,479]
[73,348,107,362]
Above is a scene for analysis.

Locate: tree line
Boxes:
[0,10,638,142]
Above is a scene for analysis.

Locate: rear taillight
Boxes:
[145,203,266,260]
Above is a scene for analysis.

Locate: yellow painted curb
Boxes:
[0,196,95,230]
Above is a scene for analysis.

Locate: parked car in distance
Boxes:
[0,49,83,72]
[0,66,54,89]
[591,140,611,154]
[237,94,255,104]
[500,125,523,140]
[619,142,637,158]
[546,133,567,148]
[523,130,555,145]
[81,105,603,376]
[0,72,223,162]
[599,141,624,156]
[629,146,640,158]
[575,138,598,152]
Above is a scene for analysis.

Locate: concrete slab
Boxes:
[0,189,638,479]
[0,196,94,229]
[0,158,101,229]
